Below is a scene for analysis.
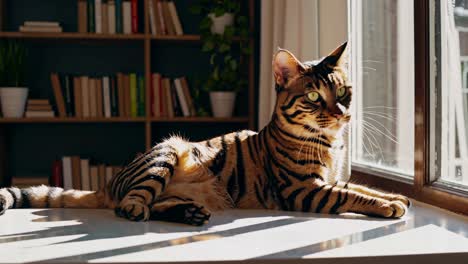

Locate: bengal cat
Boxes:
[0,42,410,225]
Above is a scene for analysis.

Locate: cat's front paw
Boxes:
[382,201,408,218]
[115,201,150,222]
[389,194,411,208]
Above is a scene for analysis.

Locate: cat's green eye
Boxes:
[307,92,320,102]
[337,87,346,97]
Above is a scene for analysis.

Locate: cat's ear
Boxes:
[320,42,348,68]
[273,49,305,87]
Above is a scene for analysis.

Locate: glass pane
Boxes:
[349,0,414,177]
[432,0,468,187]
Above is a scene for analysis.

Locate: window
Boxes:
[349,0,468,215]
[432,0,468,189]
[349,0,414,178]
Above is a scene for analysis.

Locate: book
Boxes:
[81,76,90,118]
[25,111,55,118]
[88,0,95,33]
[161,1,175,35]
[124,74,131,117]
[122,0,132,34]
[105,166,113,183]
[108,0,116,34]
[110,76,118,116]
[78,0,88,33]
[89,78,97,117]
[73,77,83,117]
[90,166,99,191]
[24,21,60,27]
[98,164,106,189]
[158,74,165,116]
[51,160,63,187]
[80,159,91,191]
[28,99,49,105]
[148,0,157,35]
[115,0,123,33]
[168,1,183,35]
[102,1,109,34]
[19,26,62,33]
[95,0,103,33]
[170,80,182,116]
[71,156,82,189]
[138,75,145,116]
[117,73,125,116]
[12,177,49,187]
[131,0,138,33]
[156,0,166,35]
[103,76,111,117]
[150,74,154,116]
[129,73,137,117]
[63,75,75,117]
[96,77,104,117]
[163,78,174,117]
[50,73,67,117]
[62,156,73,189]
[180,77,196,116]
[27,104,52,111]
[174,78,190,117]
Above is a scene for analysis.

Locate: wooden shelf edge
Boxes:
[151,117,250,123]
[0,32,146,40]
[0,117,147,123]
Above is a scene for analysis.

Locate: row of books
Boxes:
[57,156,122,191]
[78,0,140,34]
[148,0,184,36]
[51,73,145,118]
[150,74,196,117]
[19,21,63,33]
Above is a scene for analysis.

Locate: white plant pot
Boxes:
[208,13,234,35]
[210,91,236,118]
[0,87,28,118]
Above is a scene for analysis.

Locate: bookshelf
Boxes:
[0,0,256,187]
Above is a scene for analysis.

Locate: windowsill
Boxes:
[1,202,467,263]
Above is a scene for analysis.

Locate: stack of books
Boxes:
[50,72,145,118]
[78,0,140,34]
[54,156,123,191]
[150,74,195,117]
[25,99,55,118]
[148,0,184,36]
[19,21,62,33]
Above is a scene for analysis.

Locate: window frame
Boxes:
[350,0,468,215]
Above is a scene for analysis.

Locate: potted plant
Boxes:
[191,0,251,118]
[0,40,28,118]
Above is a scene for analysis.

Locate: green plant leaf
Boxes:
[219,43,230,53]
[202,40,215,52]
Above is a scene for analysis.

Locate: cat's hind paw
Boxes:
[115,201,150,222]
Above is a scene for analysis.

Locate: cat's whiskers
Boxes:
[362,116,399,143]
[361,120,399,145]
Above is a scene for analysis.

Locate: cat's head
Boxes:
[272,42,351,136]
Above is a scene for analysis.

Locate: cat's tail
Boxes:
[0,185,113,214]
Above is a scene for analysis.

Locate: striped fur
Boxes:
[0,43,409,225]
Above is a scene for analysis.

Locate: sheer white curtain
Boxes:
[258,0,347,129]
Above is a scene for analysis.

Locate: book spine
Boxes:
[51,160,63,187]
[122,1,132,34]
[62,156,73,190]
[80,159,91,190]
[96,77,103,117]
[81,76,90,118]
[108,0,116,34]
[156,1,166,35]
[105,166,113,183]
[168,1,183,35]
[90,166,99,191]
[111,76,118,116]
[98,164,106,189]
[150,73,155,117]
[103,76,111,118]
[161,1,175,35]
[88,0,95,33]
[89,78,97,117]
[117,73,125,117]
[164,78,174,117]
[78,0,88,33]
[174,78,189,117]
[148,0,157,35]
[95,0,102,33]
[115,0,122,33]
[138,75,145,117]
[130,73,137,117]
[159,74,164,116]
[102,1,109,34]
[181,77,196,116]
[50,73,67,117]
[131,0,138,33]
[71,156,82,189]
[63,75,74,117]
[73,77,83,118]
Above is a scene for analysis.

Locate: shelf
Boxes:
[0,117,249,124]
[0,117,146,123]
[0,32,146,40]
[151,117,250,123]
